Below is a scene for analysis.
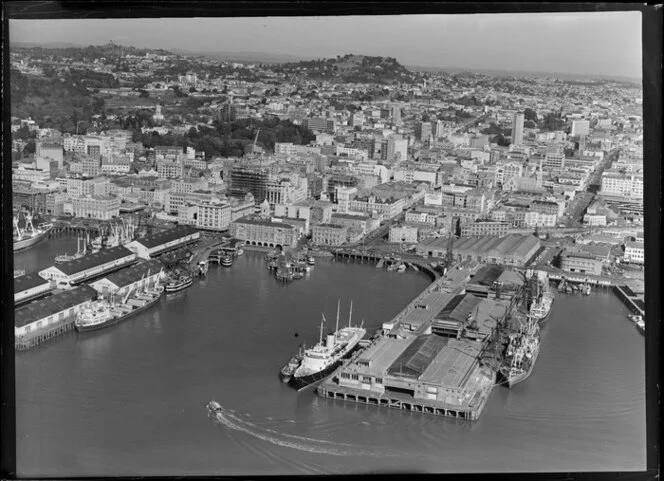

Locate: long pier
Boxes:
[332,249,440,281]
[612,285,645,317]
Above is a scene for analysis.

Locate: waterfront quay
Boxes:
[317,262,525,420]
[613,284,645,318]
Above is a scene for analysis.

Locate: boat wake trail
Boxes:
[209,404,383,457]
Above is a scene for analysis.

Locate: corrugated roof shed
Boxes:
[54,246,135,276]
[101,259,164,289]
[134,225,199,249]
[419,339,481,387]
[435,293,482,323]
[387,334,449,379]
[14,273,50,294]
[470,264,504,286]
[14,285,97,328]
[512,235,540,258]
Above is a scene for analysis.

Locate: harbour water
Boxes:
[15,239,646,476]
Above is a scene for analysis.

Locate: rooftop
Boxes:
[14,272,50,294]
[98,259,164,289]
[15,285,97,328]
[133,225,199,249]
[387,334,448,379]
[47,246,135,276]
[419,338,481,388]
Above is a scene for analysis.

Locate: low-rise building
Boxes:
[39,246,137,289]
[71,194,121,220]
[560,252,603,276]
[389,225,419,243]
[14,285,97,340]
[312,224,348,246]
[230,217,298,248]
[623,241,645,264]
[461,220,510,237]
[88,259,166,297]
[125,225,201,260]
[14,272,54,305]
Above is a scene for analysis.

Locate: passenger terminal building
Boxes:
[318,264,524,420]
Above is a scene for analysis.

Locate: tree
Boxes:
[524,108,538,122]
[138,89,149,98]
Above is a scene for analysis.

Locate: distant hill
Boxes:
[11,42,175,61]
[273,54,421,84]
[173,49,309,64]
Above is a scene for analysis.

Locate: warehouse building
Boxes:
[125,225,200,260]
[14,272,54,305]
[88,259,166,298]
[39,246,137,289]
[417,234,540,268]
[14,285,97,347]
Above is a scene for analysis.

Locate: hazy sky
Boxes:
[9,12,642,78]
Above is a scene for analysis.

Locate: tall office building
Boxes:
[511,112,524,146]
[228,165,270,203]
[415,122,432,142]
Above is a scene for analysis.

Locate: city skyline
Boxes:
[9,12,642,79]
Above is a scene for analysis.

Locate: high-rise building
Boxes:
[571,120,590,137]
[415,122,432,141]
[228,165,270,203]
[511,112,524,146]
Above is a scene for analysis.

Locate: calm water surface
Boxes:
[15,239,646,475]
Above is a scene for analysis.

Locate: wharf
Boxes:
[317,373,494,421]
[332,249,440,281]
[613,285,645,317]
[15,314,75,351]
[314,263,509,421]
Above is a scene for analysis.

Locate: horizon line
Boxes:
[10,40,643,83]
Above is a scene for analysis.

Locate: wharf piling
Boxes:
[15,316,76,351]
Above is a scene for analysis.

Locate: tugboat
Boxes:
[306,255,316,266]
[279,344,305,383]
[165,275,193,293]
[289,300,366,391]
[220,255,233,267]
[498,314,540,388]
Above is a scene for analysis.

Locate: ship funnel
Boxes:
[326,333,336,348]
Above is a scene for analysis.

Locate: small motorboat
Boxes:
[207,400,223,414]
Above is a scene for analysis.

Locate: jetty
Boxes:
[316,262,525,421]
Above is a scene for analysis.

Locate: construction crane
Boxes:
[253,128,260,152]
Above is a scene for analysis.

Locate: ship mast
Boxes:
[335,299,340,339]
[319,315,325,344]
[348,300,353,328]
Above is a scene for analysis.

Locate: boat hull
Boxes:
[13,226,52,252]
[165,279,193,293]
[289,360,342,391]
[499,344,540,388]
[76,293,162,332]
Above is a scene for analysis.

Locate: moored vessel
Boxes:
[528,272,555,323]
[289,300,366,391]
[13,212,53,252]
[75,283,163,332]
[498,314,540,388]
[220,255,233,267]
[279,344,305,383]
[165,275,194,293]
